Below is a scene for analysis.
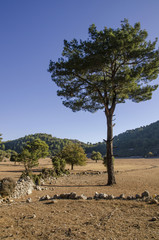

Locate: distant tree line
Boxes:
[113,121,159,157]
[85,121,159,157]
[1,133,83,156]
[0,120,159,159]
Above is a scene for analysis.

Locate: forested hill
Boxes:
[113,120,159,157]
[1,120,159,157]
[86,120,159,157]
[2,133,84,156]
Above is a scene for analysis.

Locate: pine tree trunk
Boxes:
[71,163,74,170]
[106,113,116,185]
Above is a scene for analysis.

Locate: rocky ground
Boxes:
[0,158,159,239]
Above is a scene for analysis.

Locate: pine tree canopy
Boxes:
[48,19,159,115]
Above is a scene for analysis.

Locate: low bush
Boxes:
[41,168,57,178]
[51,155,66,175]
[0,177,16,197]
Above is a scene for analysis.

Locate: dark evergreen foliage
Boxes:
[113,120,159,157]
[1,120,159,158]
[2,133,84,156]
[85,120,159,157]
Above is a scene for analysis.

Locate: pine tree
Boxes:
[48,19,159,185]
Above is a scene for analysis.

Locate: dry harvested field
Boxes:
[0,158,159,240]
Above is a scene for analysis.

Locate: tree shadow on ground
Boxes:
[45,184,106,188]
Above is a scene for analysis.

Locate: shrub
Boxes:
[41,168,57,178]
[10,151,18,162]
[32,175,41,185]
[0,177,16,197]
[91,151,103,162]
[51,156,66,175]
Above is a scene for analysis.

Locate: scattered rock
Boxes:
[40,180,45,186]
[78,194,87,200]
[76,171,106,176]
[108,195,115,200]
[149,199,158,204]
[39,195,51,201]
[155,195,159,201]
[98,193,104,199]
[141,190,150,198]
[26,198,32,203]
[53,194,59,199]
[87,197,93,200]
[52,192,88,200]
[68,192,77,199]
[27,188,33,195]
[36,190,159,204]
[127,196,134,200]
[119,194,125,199]
[144,197,151,202]
[34,186,42,191]
[94,192,99,199]
[27,214,36,219]
[94,192,108,199]
[135,194,141,199]
[103,194,108,199]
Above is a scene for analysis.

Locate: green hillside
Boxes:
[85,120,159,157]
[2,133,84,156]
[1,120,159,157]
[114,120,159,157]
[87,121,159,157]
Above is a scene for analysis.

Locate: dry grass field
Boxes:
[0,158,159,239]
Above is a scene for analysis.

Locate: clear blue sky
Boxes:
[1,0,159,143]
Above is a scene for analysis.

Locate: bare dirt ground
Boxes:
[0,158,159,240]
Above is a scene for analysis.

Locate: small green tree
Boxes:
[10,150,19,164]
[61,143,87,170]
[51,155,66,175]
[19,139,49,173]
[91,151,103,163]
